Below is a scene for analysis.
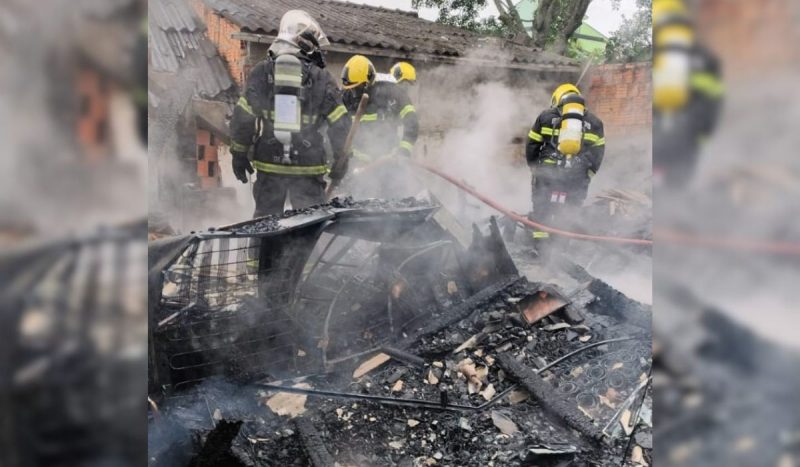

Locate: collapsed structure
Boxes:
[148,200,652,466]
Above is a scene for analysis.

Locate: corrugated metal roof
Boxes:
[150,0,234,99]
[201,0,578,68]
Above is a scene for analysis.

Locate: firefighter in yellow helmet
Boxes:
[525,83,605,249]
[390,61,416,85]
[340,55,419,197]
[653,0,723,188]
[228,10,351,217]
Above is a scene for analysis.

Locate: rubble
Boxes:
[149,206,653,466]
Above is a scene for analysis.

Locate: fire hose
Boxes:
[415,161,800,254]
[414,161,653,246]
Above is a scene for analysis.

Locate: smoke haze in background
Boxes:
[0,0,147,465]
[653,1,800,466]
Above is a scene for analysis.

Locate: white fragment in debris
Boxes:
[447,281,458,295]
[353,353,391,379]
[508,389,529,405]
[579,335,592,342]
[612,362,624,370]
[433,452,443,460]
[427,369,439,385]
[459,417,472,431]
[407,419,420,427]
[336,408,344,418]
[481,384,496,401]
[526,335,533,342]
[491,410,518,435]
[620,409,634,435]
[388,440,404,450]
[733,436,755,453]
[570,366,584,378]
[162,281,179,297]
[432,361,444,368]
[631,445,647,465]
[474,349,484,357]
[392,380,404,392]
[265,383,311,418]
[454,334,480,353]
[297,349,306,357]
[599,394,616,409]
[212,408,222,421]
[543,323,571,331]
[506,297,523,304]
[485,355,495,366]
[475,366,489,384]
[369,416,377,422]
[577,405,594,419]
[424,458,437,465]
[458,359,482,391]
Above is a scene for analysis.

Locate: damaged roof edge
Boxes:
[232,32,580,73]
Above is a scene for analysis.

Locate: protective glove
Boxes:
[329,153,350,181]
[231,151,253,183]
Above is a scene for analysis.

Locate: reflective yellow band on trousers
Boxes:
[352,149,373,162]
[237,97,255,116]
[360,113,378,122]
[327,105,347,123]
[231,141,250,152]
[252,161,328,175]
[528,130,543,142]
[399,104,416,119]
[399,140,415,152]
[532,231,550,239]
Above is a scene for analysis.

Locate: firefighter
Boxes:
[390,61,416,87]
[526,83,605,244]
[653,0,723,188]
[340,55,419,198]
[229,10,351,217]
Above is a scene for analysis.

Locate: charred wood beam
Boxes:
[497,353,605,442]
[395,275,524,349]
[294,417,336,467]
[379,346,426,368]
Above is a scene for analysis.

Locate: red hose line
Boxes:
[415,161,654,246]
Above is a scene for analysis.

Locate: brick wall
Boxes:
[696,0,799,76]
[585,62,652,137]
[76,68,111,162]
[196,129,221,189]
[189,0,246,85]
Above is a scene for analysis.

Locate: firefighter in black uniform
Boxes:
[229,10,351,216]
[653,0,723,189]
[339,55,419,198]
[526,83,605,243]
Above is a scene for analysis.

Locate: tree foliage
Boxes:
[412,0,596,54]
[605,0,652,63]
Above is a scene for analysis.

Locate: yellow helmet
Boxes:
[390,62,416,84]
[341,55,376,89]
[551,83,581,107]
[653,0,689,27]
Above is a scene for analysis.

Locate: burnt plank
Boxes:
[497,353,604,441]
[294,416,336,467]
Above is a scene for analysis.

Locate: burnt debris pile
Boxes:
[148,202,652,466]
